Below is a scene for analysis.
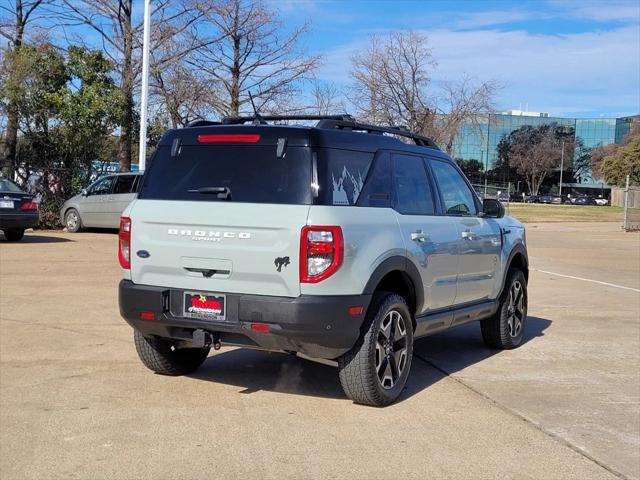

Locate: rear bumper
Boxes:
[119,280,371,359]
[0,213,38,230]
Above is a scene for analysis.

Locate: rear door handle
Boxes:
[411,230,428,243]
[461,230,476,240]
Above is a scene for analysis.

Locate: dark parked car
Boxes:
[0,178,39,241]
[525,195,539,203]
[573,195,597,205]
[538,195,562,204]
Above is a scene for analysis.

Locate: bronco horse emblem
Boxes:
[274,256,290,272]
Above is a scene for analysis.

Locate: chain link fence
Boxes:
[621,176,640,232]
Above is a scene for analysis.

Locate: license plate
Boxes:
[183,292,226,321]
[0,201,14,209]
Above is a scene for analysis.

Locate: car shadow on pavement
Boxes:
[1,234,74,243]
[188,316,551,404]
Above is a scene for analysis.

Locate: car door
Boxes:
[108,175,138,227]
[429,159,502,304]
[392,152,459,313]
[78,176,115,227]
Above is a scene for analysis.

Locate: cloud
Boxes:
[316,24,640,117]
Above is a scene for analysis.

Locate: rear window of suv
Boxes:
[139,145,312,205]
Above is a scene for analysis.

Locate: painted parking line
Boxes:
[533,269,640,293]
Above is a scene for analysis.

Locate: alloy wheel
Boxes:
[375,310,408,389]
[507,280,525,337]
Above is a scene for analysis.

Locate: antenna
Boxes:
[248,92,265,125]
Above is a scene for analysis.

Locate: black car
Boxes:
[0,178,39,241]
[573,195,597,205]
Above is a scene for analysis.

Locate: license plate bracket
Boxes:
[183,292,226,321]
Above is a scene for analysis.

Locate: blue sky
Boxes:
[269,0,640,118]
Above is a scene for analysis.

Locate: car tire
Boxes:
[3,229,25,241]
[481,268,528,349]
[64,208,82,233]
[338,292,413,407]
[134,330,210,376]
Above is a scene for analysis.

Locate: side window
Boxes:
[113,175,136,194]
[430,160,478,215]
[88,176,114,196]
[392,154,435,215]
[357,153,391,208]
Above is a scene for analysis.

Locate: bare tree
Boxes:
[0,0,50,177]
[58,0,208,170]
[188,0,320,117]
[309,81,345,116]
[350,31,499,154]
[508,125,568,195]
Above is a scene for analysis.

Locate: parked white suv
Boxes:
[118,115,529,406]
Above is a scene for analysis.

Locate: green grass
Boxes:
[506,203,624,223]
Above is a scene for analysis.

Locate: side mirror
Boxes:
[483,198,505,218]
[81,189,88,197]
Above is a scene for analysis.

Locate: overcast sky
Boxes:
[271,0,640,118]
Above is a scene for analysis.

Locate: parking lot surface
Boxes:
[1,223,638,479]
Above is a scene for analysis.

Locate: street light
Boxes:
[137,0,151,172]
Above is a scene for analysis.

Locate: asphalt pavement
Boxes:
[0,223,638,479]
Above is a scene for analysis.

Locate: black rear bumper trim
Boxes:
[119,280,371,359]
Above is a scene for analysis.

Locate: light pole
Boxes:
[137,0,151,172]
[558,139,564,197]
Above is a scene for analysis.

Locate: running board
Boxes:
[414,300,498,339]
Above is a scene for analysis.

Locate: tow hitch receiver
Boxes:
[192,329,221,350]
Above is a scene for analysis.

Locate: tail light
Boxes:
[300,225,343,283]
[198,134,261,143]
[118,216,131,269]
[20,201,38,211]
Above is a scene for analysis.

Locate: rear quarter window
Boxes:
[315,148,373,206]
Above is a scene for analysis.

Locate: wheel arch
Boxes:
[500,244,529,297]
[363,256,423,329]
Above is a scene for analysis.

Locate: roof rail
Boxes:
[185,119,222,127]
[220,114,355,125]
[316,119,440,149]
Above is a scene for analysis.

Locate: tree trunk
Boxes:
[229,0,241,116]
[1,0,25,179]
[118,0,133,172]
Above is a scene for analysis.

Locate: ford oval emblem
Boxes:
[136,250,150,259]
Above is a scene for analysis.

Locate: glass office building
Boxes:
[452,112,639,189]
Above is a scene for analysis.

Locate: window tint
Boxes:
[315,148,372,206]
[139,145,312,205]
[113,175,136,194]
[430,160,477,215]
[393,154,435,215]
[357,153,391,208]
[0,178,23,193]
[88,176,114,196]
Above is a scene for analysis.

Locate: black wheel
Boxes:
[481,269,528,349]
[338,293,413,407]
[3,229,24,241]
[64,208,82,233]
[134,330,210,376]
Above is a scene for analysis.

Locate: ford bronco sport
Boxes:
[118,114,528,406]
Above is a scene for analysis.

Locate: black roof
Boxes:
[159,115,446,158]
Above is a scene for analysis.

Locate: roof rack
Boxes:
[220,114,355,125]
[316,119,440,149]
[185,119,222,127]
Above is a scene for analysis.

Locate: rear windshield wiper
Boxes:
[187,186,232,200]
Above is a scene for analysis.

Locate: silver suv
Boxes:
[118,115,528,406]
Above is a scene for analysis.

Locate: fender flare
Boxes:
[499,243,529,297]
[362,256,424,314]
